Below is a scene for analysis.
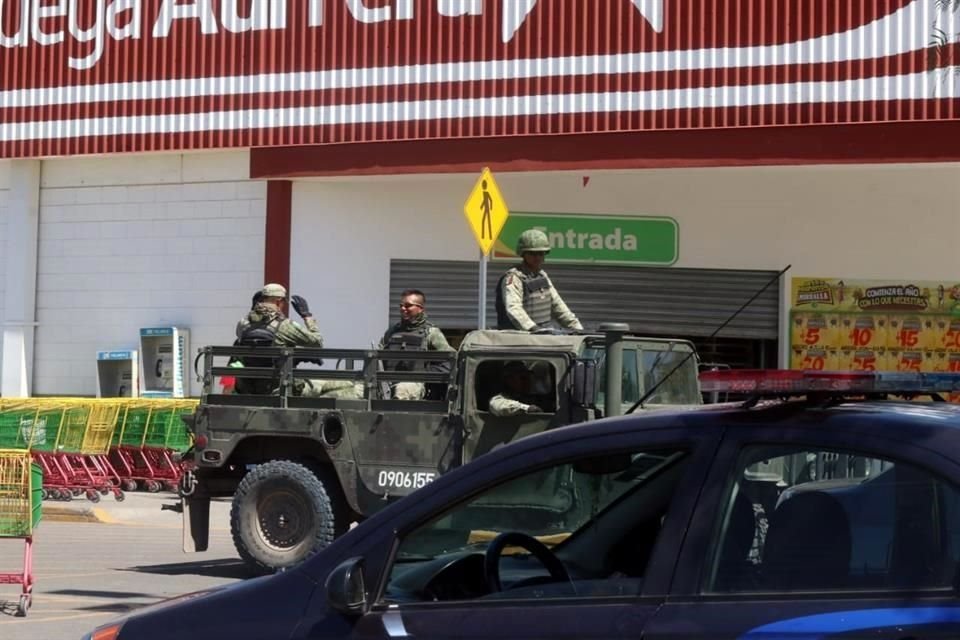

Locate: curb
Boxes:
[42,504,118,524]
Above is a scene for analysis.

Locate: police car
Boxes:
[85,370,960,640]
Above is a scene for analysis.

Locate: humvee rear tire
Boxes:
[231,460,335,575]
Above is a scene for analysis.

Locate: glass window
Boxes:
[585,347,640,408]
[584,343,700,410]
[383,447,689,604]
[706,446,960,593]
[640,347,700,406]
[474,359,558,413]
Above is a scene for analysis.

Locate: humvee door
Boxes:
[460,352,573,463]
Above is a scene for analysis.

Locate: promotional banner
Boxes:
[789,278,960,378]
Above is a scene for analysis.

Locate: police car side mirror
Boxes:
[571,359,597,408]
[326,557,368,616]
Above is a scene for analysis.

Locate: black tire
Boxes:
[230,460,335,575]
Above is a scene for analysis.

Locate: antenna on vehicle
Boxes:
[625,264,792,414]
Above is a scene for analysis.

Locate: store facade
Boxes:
[2,0,959,396]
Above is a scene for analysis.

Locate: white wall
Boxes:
[291,164,960,349]
[0,160,9,369]
[291,176,481,348]
[34,151,265,396]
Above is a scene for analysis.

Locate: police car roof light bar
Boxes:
[699,370,960,397]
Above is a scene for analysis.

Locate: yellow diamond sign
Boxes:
[463,167,510,256]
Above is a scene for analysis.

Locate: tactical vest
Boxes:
[234,318,282,394]
[383,324,430,371]
[495,270,552,329]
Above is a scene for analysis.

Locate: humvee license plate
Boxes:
[377,469,436,490]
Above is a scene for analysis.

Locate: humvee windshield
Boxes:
[583,342,700,408]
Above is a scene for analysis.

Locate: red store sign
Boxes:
[0,0,958,158]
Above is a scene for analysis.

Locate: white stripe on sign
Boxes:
[2,71,956,143]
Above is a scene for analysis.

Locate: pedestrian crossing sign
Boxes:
[463,167,510,256]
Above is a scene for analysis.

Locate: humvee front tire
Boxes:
[230,460,335,575]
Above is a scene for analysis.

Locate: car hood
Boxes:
[109,570,317,640]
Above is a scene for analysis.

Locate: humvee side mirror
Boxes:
[571,359,597,407]
[326,557,367,616]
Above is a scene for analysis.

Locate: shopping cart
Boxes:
[58,399,124,502]
[110,400,196,492]
[2,399,124,502]
[0,400,71,500]
[0,449,41,616]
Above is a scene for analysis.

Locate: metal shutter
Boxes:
[390,260,780,340]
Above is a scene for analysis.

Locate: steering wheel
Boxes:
[484,531,571,593]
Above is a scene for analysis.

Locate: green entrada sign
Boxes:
[492,213,678,265]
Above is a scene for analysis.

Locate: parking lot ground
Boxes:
[0,495,246,640]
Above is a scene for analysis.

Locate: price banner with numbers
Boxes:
[790,278,960,381]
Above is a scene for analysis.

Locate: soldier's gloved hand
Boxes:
[532,326,556,335]
[290,295,311,318]
[526,404,543,413]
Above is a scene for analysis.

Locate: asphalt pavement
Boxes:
[1,493,246,640]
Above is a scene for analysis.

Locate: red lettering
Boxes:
[897,329,919,348]
[849,328,873,347]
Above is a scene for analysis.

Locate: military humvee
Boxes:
[180,324,702,574]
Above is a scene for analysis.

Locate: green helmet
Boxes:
[516,229,551,255]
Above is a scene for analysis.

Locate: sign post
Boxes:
[463,167,510,329]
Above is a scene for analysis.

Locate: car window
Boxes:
[705,445,960,593]
[639,347,700,405]
[586,344,700,408]
[382,447,689,604]
[585,347,640,407]
[473,358,558,413]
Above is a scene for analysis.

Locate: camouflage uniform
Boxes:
[233,298,323,395]
[496,265,582,331]
[378,313,453,400]
[495,229,583,332]
[488,392,543,416]
[235,302,323,348]
[303,379,365,399]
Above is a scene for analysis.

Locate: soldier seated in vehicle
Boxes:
[378,289,454,400]
[233,283,323,395]
[488,360,555,416]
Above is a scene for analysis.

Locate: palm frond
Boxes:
[928,26,951,69]
[936,0,960,13]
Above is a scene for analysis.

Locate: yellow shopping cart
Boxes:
[0,449,41,616]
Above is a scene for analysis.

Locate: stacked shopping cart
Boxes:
[110,400,197,493]
[0,399,123,502]
[0,398,197,502]
[0,449,41,616]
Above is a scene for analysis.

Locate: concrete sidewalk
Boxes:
[42,491,232,530]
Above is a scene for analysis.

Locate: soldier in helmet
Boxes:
[233,283,323,394]
[495,228,583,332]
[378,289,454,400]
